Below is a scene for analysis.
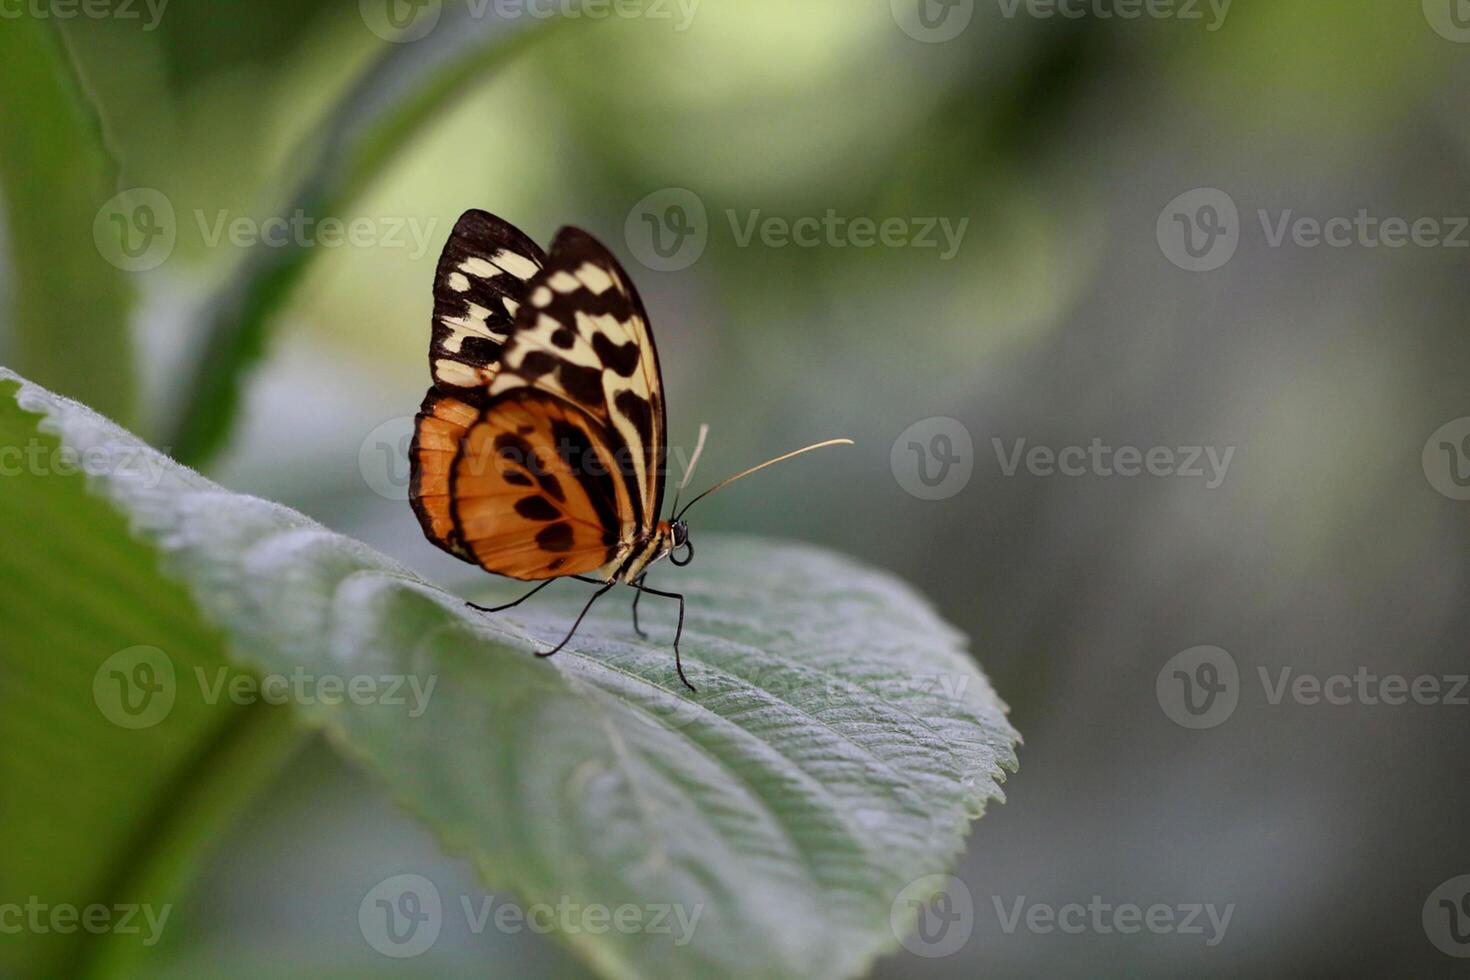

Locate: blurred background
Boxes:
[3,0,1470,975]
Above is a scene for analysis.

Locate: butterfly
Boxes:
[409,210,850,691]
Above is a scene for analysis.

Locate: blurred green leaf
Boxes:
[162,4,573,468]
[3,368,1019,979]
[0,17,135,425]
[0,379,299,980]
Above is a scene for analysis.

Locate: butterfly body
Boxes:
[612,518,679,583]
[409,210,844,691]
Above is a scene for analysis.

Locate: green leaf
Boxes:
[0,380,300,979]
[0,17,136,426]
[160,4,571,467]
[1,369,1019,979]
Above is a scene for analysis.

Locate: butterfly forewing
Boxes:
[488,227,667,538]
[428,209,546,402]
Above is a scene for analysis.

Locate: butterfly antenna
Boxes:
[675,438,854,521]
[667,423,710,517]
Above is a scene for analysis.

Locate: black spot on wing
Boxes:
[519,351,558,380]
[514,496,560,521]
[536,522,574,552]
[456,335,501,365]
[537,472,566,503]
[592,332,641,377]
[559,363,605,407]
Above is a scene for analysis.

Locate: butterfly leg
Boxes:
[630,574,649,639]
[630,582,693,693]
[536,580,615,658]
[468,575,605,615]
[466,578,556,613]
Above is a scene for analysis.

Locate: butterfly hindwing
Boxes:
[450,390,633,580]
[488,227,668,539]
[429,209,546,403]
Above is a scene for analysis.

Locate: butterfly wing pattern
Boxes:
[488,226,668,542]
[451,390,637,579]
[410,210,848,690]
[427,208,546,399]
[411,214,670,583]
[410,210,548,562]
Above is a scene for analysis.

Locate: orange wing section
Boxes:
[409,390,480,561]
[450,390,634,580]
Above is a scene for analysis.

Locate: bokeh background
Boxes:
[3,0,1470,976]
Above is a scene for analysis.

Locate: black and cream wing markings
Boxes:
[412,210,546,562]
[429,209,546,402]
[488,227,668,538]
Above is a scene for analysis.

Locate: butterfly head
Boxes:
[667,519,693,567]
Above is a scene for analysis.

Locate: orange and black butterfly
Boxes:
[409,210,849,691]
